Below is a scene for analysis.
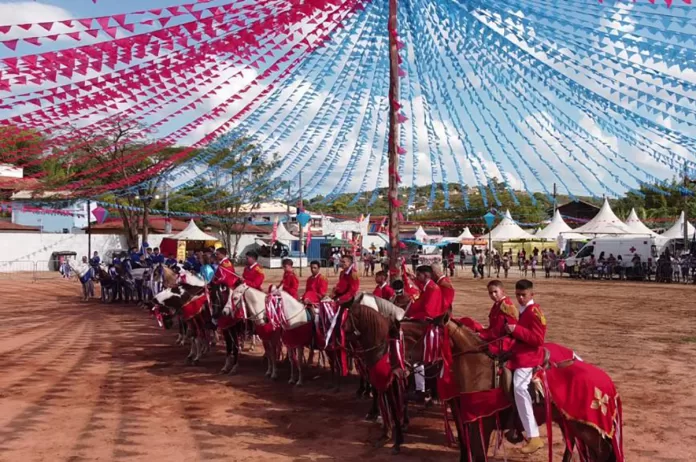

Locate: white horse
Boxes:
[268,285,314,386]
[228,283,282,380]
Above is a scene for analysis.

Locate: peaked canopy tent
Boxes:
[624,208,659,237]
[573,199,636,235]
[458,227,475,240]
[661,212,696,240]
[479,210,535,242]
[171,220,219,241]
[276,221,300,242]
[414,226,429,242]
[536,210,588,240]
[160,220,221,260]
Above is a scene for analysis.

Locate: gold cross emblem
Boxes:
[590,387,609,416]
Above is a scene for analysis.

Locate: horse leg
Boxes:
[228,328,240,375]
[389,384,404,454]
[289,348,297,385]
[296,347,304,386]
[221,329,234,374]
[365,385,379,421]
[264,340,272,377]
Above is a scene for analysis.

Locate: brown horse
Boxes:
[342,300,409,454]
[446,320,620,462]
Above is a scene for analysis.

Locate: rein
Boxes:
[450,324,508,358]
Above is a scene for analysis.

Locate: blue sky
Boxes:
[1,0,695,206]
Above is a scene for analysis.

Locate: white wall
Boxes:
[0,232,170,269]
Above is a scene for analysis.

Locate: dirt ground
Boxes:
[1,269,695,462]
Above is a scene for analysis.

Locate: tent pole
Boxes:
[387,0,401,281]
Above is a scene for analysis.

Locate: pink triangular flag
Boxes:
[39,22,54,31]
[96,17,111,30]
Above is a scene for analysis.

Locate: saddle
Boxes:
[499,347,576,404]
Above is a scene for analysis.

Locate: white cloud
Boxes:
[0,2,73,40]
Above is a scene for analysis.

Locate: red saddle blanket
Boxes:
[182,294,207,321]
[538,360,621,440]
[281,322,313,349]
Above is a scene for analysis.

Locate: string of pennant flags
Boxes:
[1,0,694,215]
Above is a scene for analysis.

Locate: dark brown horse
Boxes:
[342,301,409,454]
[446,320,620,462]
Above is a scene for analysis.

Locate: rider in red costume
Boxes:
[242,250,264,290]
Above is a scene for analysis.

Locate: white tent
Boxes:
[414,226,429,242]
[624,208,659,237]
[479,210,535,242]
[458,227,475,239]
[661,211,696,239]
[170,220,218,241]
[276,221,299,241]
[573,199,635,235]
[441,227,475,243]
[536,210,587,241]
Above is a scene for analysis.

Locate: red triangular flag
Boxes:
[78,18,93,29]
[24,37,41,46]
[0,25,11,34]
[97,16,111,29]
[104,27,118,38]
[39,22,54,31]
[67,31,81,41]
[112,14,127,27]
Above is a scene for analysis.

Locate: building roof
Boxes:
[85,216,191,233]
[0,220,41,232]
[0,177,42,191]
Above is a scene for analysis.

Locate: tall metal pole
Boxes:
[164,178,172,234]
[387,0,401,281]
[87,199,92,259]
[553,182,557,213]
[299,172,303,277]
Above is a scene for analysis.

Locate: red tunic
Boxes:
[212,258,239,288]
[407,279,443,320]
[373,282,395,300]
[242,262,265,290]
[334,265,360,305]
[302,273,328,303]
[436,275,455,311]
[479,296,518,356]
[507,302,546,369]
[280,269,299,299]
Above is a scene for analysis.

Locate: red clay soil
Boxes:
[0,271,694,461]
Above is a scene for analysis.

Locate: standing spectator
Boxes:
[447,251,455,277]
[477,251,485,279]
[472,251,479,278]
[332,250,341,274]
[369,251,376,276]
[411,251,420,273]
[459,248,466,270]
[494,253,502,278]
[502,251,510,279]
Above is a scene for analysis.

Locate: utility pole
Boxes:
[553,182,557,213]
[299,172,303,277]
[387,0,401,281]
[87,199,92,259]
[164,177,171,234]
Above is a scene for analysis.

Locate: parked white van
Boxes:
[565,235,672,269]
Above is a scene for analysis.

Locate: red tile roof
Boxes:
[0,177,41,190]
[0,221,41,231]
[86,216,191,233]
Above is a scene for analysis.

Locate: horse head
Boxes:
[208,283,230,320]
[343,297,392,354]
[230,284,265,323]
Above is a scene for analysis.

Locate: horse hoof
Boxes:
[228,364,239,375]
[295,381,303,387]
[192,359,199,366]
[356,387,365,398]
[265,371,271,378]
[364,413,378,422]
[391,446,400,455]
[288,379,296,385]
[220,368,230,375]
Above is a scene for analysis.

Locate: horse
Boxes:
[445,320,623,462]
[209,282,247,375]
[150,270,211,364]
[228,283,282,380]
[342,294,409,454]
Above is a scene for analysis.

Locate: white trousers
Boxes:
[513,368,539,438]
[414,364,425,392]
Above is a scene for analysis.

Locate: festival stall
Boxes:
[159,220,221,261]
[536,210,589,252]
[573,199,635,235]
[259,221,307,268]
[661,211,696,240]
[624,208,660,237]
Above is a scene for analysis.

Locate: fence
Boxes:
[0,260,68,282]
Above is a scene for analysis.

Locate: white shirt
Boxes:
[518,299,535,315]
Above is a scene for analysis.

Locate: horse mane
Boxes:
[349,302,391,347]
[446,319,485,352]
[356,293,405,322]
